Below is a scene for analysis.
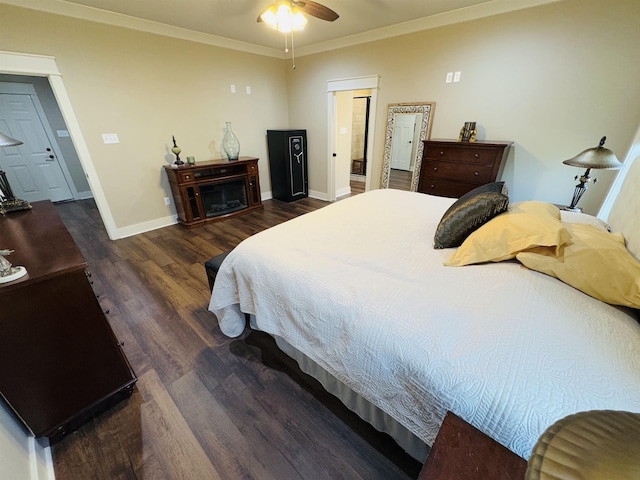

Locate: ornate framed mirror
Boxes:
[381,102,435,191]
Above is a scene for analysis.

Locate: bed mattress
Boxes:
[209,189,640,458]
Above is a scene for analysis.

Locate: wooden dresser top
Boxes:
[0,201,85,293]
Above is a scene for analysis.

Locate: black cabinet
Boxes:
[266,130,308,202]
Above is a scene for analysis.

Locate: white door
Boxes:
[390,114,415,171]
[0,93,73,203]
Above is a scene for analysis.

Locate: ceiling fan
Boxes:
[258,1,339,33]
[258,1,339,69]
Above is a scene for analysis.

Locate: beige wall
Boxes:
[0,4,289,230]
[1,0,638,229]
[286,0,640,215]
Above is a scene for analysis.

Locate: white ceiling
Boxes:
[31,0,494,51]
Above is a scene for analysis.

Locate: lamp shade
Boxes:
[0,132,23,147]
[526,410,640,479]
[562,136,622,170]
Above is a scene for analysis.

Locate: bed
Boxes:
[208,159,640,462]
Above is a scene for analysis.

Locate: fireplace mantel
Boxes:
[163,157,262,228]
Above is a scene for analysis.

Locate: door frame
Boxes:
[0,50,117,239]
[0,81,77,201]
[327,75,379,201]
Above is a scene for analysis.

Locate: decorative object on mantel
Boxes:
[0,249,27,284]
[171,135,184,165]
[0,131,32,215]
[526,410,640,480]
[562,136,622,212]
[458,121,477,142]
[258,1,339,69]
[222,122,240,161]
[187,156,196,165]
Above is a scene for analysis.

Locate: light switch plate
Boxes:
[453,71,461,82]
[102,133,120,144]
[445,72,453,83]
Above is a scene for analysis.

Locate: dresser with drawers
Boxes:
[418,139,512,198]
[0,201,137,444]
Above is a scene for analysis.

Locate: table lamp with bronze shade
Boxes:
[0,131,30,283]
[561,136,623,212]
[526,409,640,479]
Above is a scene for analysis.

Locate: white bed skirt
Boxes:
[270,331,429,462]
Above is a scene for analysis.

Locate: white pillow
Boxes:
[559,210,611,232]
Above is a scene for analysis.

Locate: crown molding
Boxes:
[2,0,560,59]
[296,0,561,57]
[0,0,284,58]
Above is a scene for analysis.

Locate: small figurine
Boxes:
[171,136,184,165]
[0,249,27,283]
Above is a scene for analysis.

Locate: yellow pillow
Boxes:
[516,223,640,308]
[445,201,570,266]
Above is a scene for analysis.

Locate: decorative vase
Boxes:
[222,122,240,161]
[171,135,183,165]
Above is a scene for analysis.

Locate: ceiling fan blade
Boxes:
[295,1,339,22]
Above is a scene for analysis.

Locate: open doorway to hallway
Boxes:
[335,89,372,198]
[327,75,378,201]
[0,74,92,203]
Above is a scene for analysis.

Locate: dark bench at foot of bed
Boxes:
[205,251,230,291]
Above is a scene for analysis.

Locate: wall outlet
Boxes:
[453,71,461,82]
[230,84,236,93]
[164,197,171,206]
[246,86,251,94]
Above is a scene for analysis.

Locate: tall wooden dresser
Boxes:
[418,139,512,198]
[0,201,136,444]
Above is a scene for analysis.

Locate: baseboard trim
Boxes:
[115,215,177,239]
[28,437,56,480]
[308,190,330,201]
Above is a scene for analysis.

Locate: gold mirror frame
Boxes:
[381,102,435,191]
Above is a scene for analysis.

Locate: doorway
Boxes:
[0,51,116,239]
[0,82,75,203]
[327,75,379,201]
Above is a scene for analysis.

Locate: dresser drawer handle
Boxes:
[430,184,435,189]
[474,171,479,176]
[474,153,480,158]
[433,167,438,172]
[185,175,191,180]
[440,151,444,156]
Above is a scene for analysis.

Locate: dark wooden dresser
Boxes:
[0,201,136,444]
[419,411,527,479]
[418,139,512,197]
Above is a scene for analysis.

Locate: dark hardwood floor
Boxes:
[389,169,412,191]
[51,196,423,480]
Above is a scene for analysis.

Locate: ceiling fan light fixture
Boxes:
[260,2,307,33]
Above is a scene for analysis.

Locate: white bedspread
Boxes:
[209,189,640,458]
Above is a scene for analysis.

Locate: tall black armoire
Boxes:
[266,129,308,202]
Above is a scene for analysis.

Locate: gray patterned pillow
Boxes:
[434,182,509,249]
